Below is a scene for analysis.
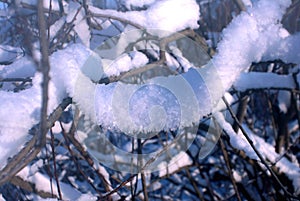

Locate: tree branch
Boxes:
[222,96,299,200]
[0,97,72,186]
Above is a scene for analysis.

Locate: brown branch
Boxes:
[60,122,104,197]
[37,0,50,146]
[102,174,137,199]
[233,0,246,12]
[222,96,299,200]
[0,97,72,186]
[140,172,149,201]
[99,29,209,84]
[66,113,113,197]
[233,93,249,132]
[88,6,144,30]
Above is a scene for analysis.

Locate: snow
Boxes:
[1,0,297,167]
[101,51,149,77]
[0,45,23,65]
[1,0,300,192]
[277,90,291,113]
[49,17,66,41]
[89,0,200,36]
[263,32,300,64]
[17,166,82,200]
[234,72,295,91]
[76,193,97,201]
[0,45,94,168]
[0,56,35,80]
[67,2,91,47]
[157,151,193,177]
[215,111,300,195]
[19,0,67,11]
[0,75,42,168]
[245,126,300,195]
[212,0,292,91]
[214,112,259,160]
[92,66,220,134]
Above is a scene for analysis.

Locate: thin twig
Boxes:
[140,172,149,201]
[99,29,209,84]
[222,96,298,200]
[60,122,103,197]
[89,7,144,30]
[37,0,50,147]
[219,137,242,201]
[233,93,249,132]
[50,129,62,199]
[0,77,32,82]
[103,174,137,199]
[184,167,205,201]
[0,97,72,186]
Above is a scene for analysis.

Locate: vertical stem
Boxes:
[233,94,249,133]
[50,129,62,199]
[37,0,50,147]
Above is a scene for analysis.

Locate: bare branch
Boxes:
[222,96,299,200]
[37,0,50,147]
[0,97,72,186]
